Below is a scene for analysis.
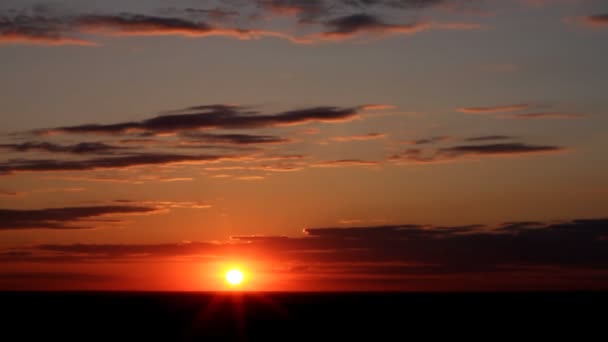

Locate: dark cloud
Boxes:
[0,15,93,45]
[41,105,360,136]
[322,13,427,38]
[11,219,607,279]
[0,205,159,230]
[77,14,212,35]
[0,141,129,154]
[0,153,225,175]
[36,241,223,258]
[313,159,381,167]
[581,14,608,27]
[74,13,313,43]
[499,221,545,233]
[465,135,513,142]
[0,12,303,45]
[390,143,565,163]
[0,272,116,282]
[439,143,562,155]
[1,2,481,46]
[231,235,291,241]
[180,132,290,145]
[304,224,476,238]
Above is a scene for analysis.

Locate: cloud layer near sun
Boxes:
[1,218,606,290]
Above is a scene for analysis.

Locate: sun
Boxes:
[225,269,244,286]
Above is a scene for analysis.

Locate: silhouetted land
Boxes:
[1,292,605,341]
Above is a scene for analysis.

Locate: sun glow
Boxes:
[225,269,244,286]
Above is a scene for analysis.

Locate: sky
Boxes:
[0,0,607,291]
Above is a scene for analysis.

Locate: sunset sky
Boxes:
[1,0,607,291]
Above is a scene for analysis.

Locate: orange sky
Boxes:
[1,0,607,291]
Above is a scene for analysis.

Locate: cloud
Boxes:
[319,13,479,40]
[0,272,116,282]
[180,132,290,145]
[205,162,305,173]
[440,143,561,155]
[313,159,381,167]
[41,105,360,136]
[75,14,305,43]
[321,13,429,38]
[580,14,608,27]
[47,175,194,184]
[458,104,530,114]
[408,136,451,145]
[0,153,225,175]
[111,200,211,209]
[33,241,222,258]
[360,104,396,111]
[456,104,585,120]
[390,142,565,163]
[1,2,483,47]
[331,133,385,142]
[440,143,560,154]
[0,13,303,46]
[0,205,159,230]
[507,112,586,119]
[0,141,129,154]
[9,219,607,285]
[237,175,266,180]
[0,16,94,46]
[465,135,514,142]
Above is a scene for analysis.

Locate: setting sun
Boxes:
[226,269,244,286]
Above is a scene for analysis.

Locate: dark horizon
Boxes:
[3,291,606,341]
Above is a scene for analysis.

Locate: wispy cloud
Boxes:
[0,141,129,154]
[180,132,290,145]
[39,105,360,136]
[507,112,586,119]
[579,14,608,28]
[390,142,566,163]
[458,103,530,114]
[313,159,381,167]
[464,135,514,142]
[331,133,385,142]
[360,104,396,111]
[407,136,451,145]
[0,205,160,230]
[0,153,226,175]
